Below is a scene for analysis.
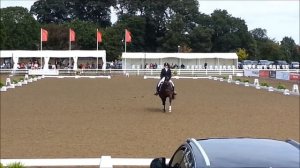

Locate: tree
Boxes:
[31,0,114,27]
[0,7,40,50]
[103,15,146,61]
[41,24,69,50]
[30,0,70,24]
[210,10,255,54]
[236,48,249,61]
[280,37,297,62]
[68,20,99,50]
[188,27,213,52]
[250,28,268,41]
[259,40,284,61]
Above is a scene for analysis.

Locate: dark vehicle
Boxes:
[150,138,300,168]
[258,60,270,69]
[273,60,289,69]
[241,60,252,69]
[290,62,299,69]
[237,62,242,69]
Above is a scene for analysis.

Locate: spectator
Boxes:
[181,63,185,69]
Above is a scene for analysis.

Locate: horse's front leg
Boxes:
[162,98,166,112]
[168,96,172,112]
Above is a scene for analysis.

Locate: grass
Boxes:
[277,84,286,90]
[243,79,249,83]
[0,162,25,168]
[261,82,269,87]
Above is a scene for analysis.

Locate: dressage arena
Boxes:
[0,76,299,160]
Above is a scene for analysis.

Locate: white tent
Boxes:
[122,52,238,69]
[0,50,106,70]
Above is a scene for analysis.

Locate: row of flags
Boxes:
[41,28,132,43]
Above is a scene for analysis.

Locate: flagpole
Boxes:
[125,29,127,53]
[96,29,98,70]
[69,29,71,68]
[40,28,43,69]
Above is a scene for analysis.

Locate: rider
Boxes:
[154,62,177,95]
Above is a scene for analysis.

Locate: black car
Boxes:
[273,60,289,69]
[150,138,300,168]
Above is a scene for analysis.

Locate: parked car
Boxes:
[241,60,252,69]
[290,62,299,69]
[258,60,270,69]
[273,60,289,69]
[150,138,300,168]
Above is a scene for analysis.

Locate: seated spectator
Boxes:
[181,63,185,69]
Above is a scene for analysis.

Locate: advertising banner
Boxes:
[290,73,300,81]
[275,71,290,80]
[244,69,259,77]
[259,70,269,78]
[269,71,276,78]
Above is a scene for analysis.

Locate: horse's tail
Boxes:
[172,93,175,100]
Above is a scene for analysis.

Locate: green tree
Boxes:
[31,0,114,27]
[210,10,255,54]
[236,48,249,61]
[0,7,40,50]
[280,37,297,62]
[189,27,214,52]
[260,40,284,61]
[41,24,69,50]
[250,28,268,41]
[103,15,146,61]
[30,0,70,24]
[68,20,99,50]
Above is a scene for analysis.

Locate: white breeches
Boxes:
[157,77,175,87]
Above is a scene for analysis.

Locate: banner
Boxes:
[269,71,276,78]
[290,73,300,81]
[125,29,132,43]
[244,69,259,77]
[41,28,48,42]
[69,28,75,42]
[259,70,269,78]
[97,31,102,43]
[276,71,290,80]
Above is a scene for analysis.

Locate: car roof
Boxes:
[192,138,299,168]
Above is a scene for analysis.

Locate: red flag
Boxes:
[41,28,48,42]
[125,29,131,43]
[97,30,102,43]
[69,28,75,42]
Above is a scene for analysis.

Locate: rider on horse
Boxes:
[154,62,177,95]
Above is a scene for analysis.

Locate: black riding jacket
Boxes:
[160,68,172,79]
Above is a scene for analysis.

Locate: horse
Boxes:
[158,77,175,112]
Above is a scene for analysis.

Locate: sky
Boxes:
[1,0,299,44]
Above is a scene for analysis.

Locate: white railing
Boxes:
[0,68,298,77]
[0,157,170,167]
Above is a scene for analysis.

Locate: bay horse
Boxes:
[159,77,175,112]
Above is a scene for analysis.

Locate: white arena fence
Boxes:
[0,68,299,77]
[0,157,170,167]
